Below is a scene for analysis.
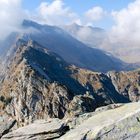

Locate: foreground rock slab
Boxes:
[2,102,140,140]
[2,119,69,140]
[59,102,140,140]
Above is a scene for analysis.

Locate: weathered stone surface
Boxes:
[0,119,16,138]
[95,103,123,112]
[2,119,69,140]
[59,102,140,140]
[2,103,140,140]
[66,103,124,129]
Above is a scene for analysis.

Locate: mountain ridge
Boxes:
[0,19,137,73]
[0,39,133,127]
[0,37,140,139]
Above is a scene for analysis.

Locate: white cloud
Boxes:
[85,6,106,22]
[0,0,24,40]
[111,0,140,44]
[37,0,79,25]
[108,0,140,62]
[0,0,107,40]
[36,2,107,26]
[1,0,139,63]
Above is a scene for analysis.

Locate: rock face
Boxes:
[0,38,140,138]
[2,102,140,140]
[0,39,131,128]
[1,37,140,124]
[108,71,140,102]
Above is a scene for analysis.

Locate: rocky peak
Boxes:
[0,38,140,139]
[0,39,95,127]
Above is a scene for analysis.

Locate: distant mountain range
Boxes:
[0,20,139,73]
[62,23,106,48]
[62,23,140,64]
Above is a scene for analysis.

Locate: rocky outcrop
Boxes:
[69,67,130,105]
[0,40,99,126]
[2,102,140,140]
[108,70,140,102]
[60,102,140,140]
[66,103,124,130]
[2,119,69,140]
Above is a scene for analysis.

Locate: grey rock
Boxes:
[2,119,69,140]
[59,102,140,140]
[0,119,16,138]
[95,103,123,112]
[67,103,123,129]
[108,70,140,102]
[3,102,140,140]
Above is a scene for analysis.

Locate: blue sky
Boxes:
[22,0,133,12]
[22,0,133,29]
